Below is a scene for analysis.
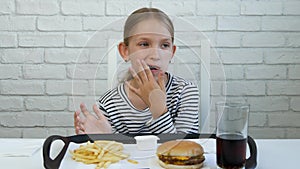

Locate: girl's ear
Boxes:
[118,42,129,61]
[171,45,177,58]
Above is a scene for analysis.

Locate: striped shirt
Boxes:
[97,72,199,134]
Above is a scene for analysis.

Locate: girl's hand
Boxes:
[127,60,167,119]
[74,103,112,134]
[74,111,84,134]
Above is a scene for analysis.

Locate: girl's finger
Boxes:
[136,60,148,82]
[158,71,165,91]
[74,111,85,129]
[76,116,83,124]
[75,126,84,135]
[77,129,85,134]
[74,111,79,127]
[80,103,90,116]
[75,127,79,134]
[129,67,142,86]
[126,81,140,96]
[141,60,153,80]
[79,123,85,133]
[129,66,138,77]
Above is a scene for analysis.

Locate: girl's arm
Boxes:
[173,84,199,133]
[149,84,199,134]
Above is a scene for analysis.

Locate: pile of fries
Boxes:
[70,140,129,169]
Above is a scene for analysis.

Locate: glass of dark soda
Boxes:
[216,102,250,169]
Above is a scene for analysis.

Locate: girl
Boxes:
[74,7,199,134]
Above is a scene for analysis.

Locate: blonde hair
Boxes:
[123,7,174,46]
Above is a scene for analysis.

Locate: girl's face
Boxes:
[120,19,176,78]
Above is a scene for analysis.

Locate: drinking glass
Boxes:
[215,102,250,169]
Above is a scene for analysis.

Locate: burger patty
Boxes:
[158,155,205,165]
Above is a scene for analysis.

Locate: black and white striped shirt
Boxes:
[97,72,199,134]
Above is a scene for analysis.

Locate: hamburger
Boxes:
[156,140,205,169]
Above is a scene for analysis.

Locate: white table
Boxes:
[256,139,299,169]
[0,138,299,169]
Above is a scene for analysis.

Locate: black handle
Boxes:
[246,135,257,169]
[43,134,94,169]
[43,135,70,169]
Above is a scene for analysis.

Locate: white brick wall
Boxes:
[61,0,105,16]
[1,80,44,95]
[19,33,65,47]
[196,0,240,15]
[24,96,68,111]
[218,16,261,31]
[1,48,44,63]
[0,16,36,31]
[23,64,66,79]
[37,16,82,31]
[0,33,17,47]
[0,0,299,138]
[0,65,21,79]
[289,65,300,79]
[16,0,59,15]
[0,0,15,14]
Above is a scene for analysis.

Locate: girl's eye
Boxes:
[138,42,149,47]
[162,43,170,48]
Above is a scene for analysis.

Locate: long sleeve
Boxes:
[173,83,199,133]
[148,83,199,134]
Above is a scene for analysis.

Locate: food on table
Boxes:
[70,140,129,169]
[156,140,205,169]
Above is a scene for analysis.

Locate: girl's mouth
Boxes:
[149,65,158,70]
[148,65,160,75]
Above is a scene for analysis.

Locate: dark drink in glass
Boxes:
[217,134,247,169]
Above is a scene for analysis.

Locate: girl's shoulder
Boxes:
[168,72,197,88]
[97,84,123,103]
[166,72,199,94]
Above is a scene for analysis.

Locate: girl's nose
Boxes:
[147,48,160,60]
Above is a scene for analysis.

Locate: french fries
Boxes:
[70,140,130,169]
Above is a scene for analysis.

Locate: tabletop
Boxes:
[0,137,299,169]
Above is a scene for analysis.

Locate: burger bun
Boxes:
[158,159,204,169]
[156,140,205,169]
